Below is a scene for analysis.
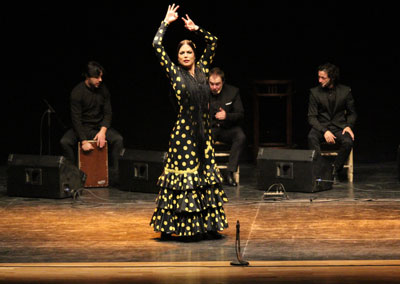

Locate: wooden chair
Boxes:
[214,141,240,184]
[321,146,354,182]
[253,80,293,159]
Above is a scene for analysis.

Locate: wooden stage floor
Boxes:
[1,162,400,283]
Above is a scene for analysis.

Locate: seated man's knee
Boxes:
[60,137,66,147]
[341,137,353,150]
[60,136,73,148]
[307,135,320,149]
[115,135,124,147]
[108,131,124,146]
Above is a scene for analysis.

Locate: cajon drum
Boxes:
[78,140,108,188]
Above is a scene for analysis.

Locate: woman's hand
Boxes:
[164,4,179,24]
[182,14,199,31]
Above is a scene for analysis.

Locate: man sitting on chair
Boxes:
[307,62,357,182]
[60,61,124,184]
[209,67,246,187]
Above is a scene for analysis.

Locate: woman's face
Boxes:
[178,44,195,69]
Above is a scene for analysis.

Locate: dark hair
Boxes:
[83,61,105,78]
[209,67,225,82]
[177,39,196,59]
[318,62,340,86]
[180,67,209,154]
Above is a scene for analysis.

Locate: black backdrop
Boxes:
[2,1,399,165]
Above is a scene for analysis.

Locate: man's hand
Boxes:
[342,126,355,141]
[94,127,107,148]
[215,107,226,120]
[81,140,94,151]
[324,130,336,144]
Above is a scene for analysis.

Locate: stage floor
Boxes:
[1,162,400,283]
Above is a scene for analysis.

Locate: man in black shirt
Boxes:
[209,67,246,187]
[308,62,356,181]
[60,61,124,184]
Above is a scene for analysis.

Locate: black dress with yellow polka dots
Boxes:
[150,21,229,237]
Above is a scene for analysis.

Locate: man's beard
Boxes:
[320,82,332,90]
[89,82,100,90]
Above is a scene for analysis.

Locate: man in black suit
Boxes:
[209,67,246,186]
[308,62,357,181]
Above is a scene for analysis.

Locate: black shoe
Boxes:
[109,169,120,187]
[160,232,174,241]
[225,171,238,187]
[203,231,223,240]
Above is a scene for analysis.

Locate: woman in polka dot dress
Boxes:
[150,4,228,241]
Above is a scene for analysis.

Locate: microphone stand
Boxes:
[230,220,249,266]
[39,107,54,155]
[47,108,52,155]
[41,99,66,155]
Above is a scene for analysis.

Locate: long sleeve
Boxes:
[152,21,218,82]
[152,21,177,82]
[308,91,327,133]
[345,90,357,128]
[225,89,244,123]
[100,86,112,129]
[70,91,88,141]
[195,27,218,76]
[70,82,112,141]
[308,85,356,132]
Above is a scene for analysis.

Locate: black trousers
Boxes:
[60,128,124,173]
[211,126,246,172]
[307,128,353,171]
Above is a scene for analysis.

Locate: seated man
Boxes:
[60,61,124,184]
[308,62,357,182]
[209,67,246,186]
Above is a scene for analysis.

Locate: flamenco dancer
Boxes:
[150,4,228,241]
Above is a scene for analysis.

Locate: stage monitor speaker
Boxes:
[256,148,333,193]
[119,149,167,193]
[7,154,85,198]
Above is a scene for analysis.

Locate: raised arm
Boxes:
[152,4,180,80]
[181,12,218,76]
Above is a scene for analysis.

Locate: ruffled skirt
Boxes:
[150,167,228,236]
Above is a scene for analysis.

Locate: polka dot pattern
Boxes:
[150,21,228,236]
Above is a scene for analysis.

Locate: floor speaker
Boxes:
[256,148,333,193]
[7,154,85,198]
[119,149,167,193]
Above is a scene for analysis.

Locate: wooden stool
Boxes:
[214,141,240,184]
[321,148,354,182]
[78,140,109,187]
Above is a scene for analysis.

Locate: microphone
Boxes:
[42,98,56,113]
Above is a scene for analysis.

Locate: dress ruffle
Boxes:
[157,166,223,191]
[150,186,228,236]
[155,185,228,213]
[151,170,228,236]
